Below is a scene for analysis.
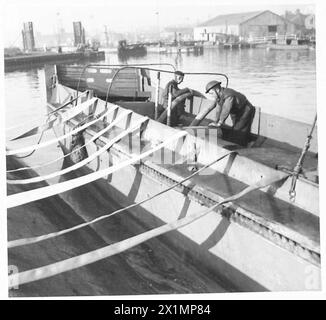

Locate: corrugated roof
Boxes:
[198,11,265,27]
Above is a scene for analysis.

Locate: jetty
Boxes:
[4,20,105,71]
[5,51,105,70]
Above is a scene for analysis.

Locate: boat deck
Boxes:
[235,146,317,182]
[75,116,319,252]
[179,125,318,184]
[159,163,319,248]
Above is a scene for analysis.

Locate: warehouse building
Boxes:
[194,10,296,42]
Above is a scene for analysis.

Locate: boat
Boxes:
[7,63,320,292]
[117,40,147,58]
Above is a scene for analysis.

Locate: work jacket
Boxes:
[216,87,251,123]
[162,80,190,107]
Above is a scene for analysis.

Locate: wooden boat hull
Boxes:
[45,77,320,292]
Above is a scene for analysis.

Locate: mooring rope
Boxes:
[6,105,123,173]
[7,131,187,209]
[14,109,99,162]
[7,117,147,185]
[47,90,91,117]
[289,114,317,201]
[13,130,46,159]
[8,151,236,248]
[9,113,57,159]
[8,171,287,287]
[6,98,109,156]
[6,107,120,174]
[8,97,97,142]
[9,106,84,160]
[5,91,90,134]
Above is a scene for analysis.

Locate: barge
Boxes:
[117,40,147,59]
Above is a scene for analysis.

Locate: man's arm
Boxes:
[214,101,222,124]
[162,81,172,102]
[216,96,234,125]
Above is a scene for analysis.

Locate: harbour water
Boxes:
[5,48,316,128]
[5,47,317,296]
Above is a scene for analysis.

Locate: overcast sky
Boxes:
[1,0,316,47]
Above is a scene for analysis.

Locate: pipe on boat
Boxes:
[167,86,172,126]
[154,71,161,120]
[157,92,193,125]
[189,99,217,127]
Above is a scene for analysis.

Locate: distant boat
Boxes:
[117,40,147,57]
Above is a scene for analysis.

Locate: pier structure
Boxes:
[73,21,86,47]
[22,22,35,52]
[5,20,105,71]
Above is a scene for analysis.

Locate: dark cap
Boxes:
[175,70,185,77]
[205,80,222,93]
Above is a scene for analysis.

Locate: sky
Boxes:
[1,0,316,47]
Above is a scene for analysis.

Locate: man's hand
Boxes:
[208,122,223,138]
[216,127,223,138]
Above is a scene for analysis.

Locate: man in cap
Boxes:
[191,80,255,146]
[160,70,194,126]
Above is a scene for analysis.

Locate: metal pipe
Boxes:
[71,63,229,110]
[167,85,172,126]
[154,71,161,119]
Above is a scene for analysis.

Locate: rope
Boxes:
[7,131,187,208]
[11,95,87,160]
[7,117,147,185]
[47,91,90,117]
[5,91,90,134]
[6,107,120,174]
[6,98,101,156]
[13,130,46,159]
[8,151,235,248]
[8,97,97,142]
[289,114,317,201]
[11,113,57,159]
[9,171,287,286]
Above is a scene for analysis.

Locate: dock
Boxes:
[4,50,105,71]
